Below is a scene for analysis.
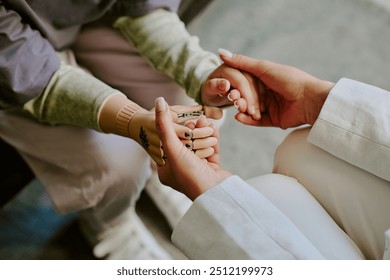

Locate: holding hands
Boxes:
[155,97,231,201]
[217,49,335,129]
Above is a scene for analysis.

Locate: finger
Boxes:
[227,73,258,117]
[204,78,231,97]
[192,137,218,150]
[174,123,193,139]
[242,72,261,120]
[235,112,273,127]
[192,126,214,138]
[233,98,246,113]
[185,121,196,130]
[204,122,221,165]
[171,104,204,123]
[194,147,214,159]
[218,48,273,76]
[155,97,183,164]
[227,89,241,102]
[181,139,194,150]
[203,106,223,120]
[171,104,203,114]
[195,115,209,128]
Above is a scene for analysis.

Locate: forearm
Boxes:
[113,9,221,104]
[23,63,136,131]
[172,175,325,259]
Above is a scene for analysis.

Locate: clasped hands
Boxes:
[129,104,221,166]
[152,50,335,200]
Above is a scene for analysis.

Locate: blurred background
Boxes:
[1,0,390,259]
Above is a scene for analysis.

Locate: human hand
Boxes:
[155,97,232,201]
[201,64,262,120]
[129,104,217,166]
[218,49,335,128]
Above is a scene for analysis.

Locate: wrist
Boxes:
[98,94,144,136]
[306,80,334,125]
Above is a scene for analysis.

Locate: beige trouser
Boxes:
[0,22,196,232]
[273,127,390,259]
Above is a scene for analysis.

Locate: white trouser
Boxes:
[273,127,390,259]
[0,22,195,232]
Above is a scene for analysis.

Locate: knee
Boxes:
[273,126,313,176]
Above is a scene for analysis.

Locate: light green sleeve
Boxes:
[23,63,121,131]
[113,9,221,104]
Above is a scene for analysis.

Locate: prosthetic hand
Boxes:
[155,97,232,201]
[99,94,218,166]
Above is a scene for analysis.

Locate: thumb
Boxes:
[203,106,223,120]
[155,97,182,154]
[218,48,270,78]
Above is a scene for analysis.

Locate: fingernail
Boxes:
[250,105,255,115]
[155,97,166,112]
[227,92,234,102]
[218,48,233,58]
[184,130,193,139]
[234,100,239,108]
[185,142,193,150]
[218,80,228,91]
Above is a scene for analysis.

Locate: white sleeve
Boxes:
[171,176,325,259]
[308,78,390,182]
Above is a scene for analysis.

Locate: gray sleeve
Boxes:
[0,3,60,108]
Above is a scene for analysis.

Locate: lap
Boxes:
[247,173,363,259]
[273,127,390,259]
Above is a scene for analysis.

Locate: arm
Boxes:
[220,51,390,181]
[154,96,324,259]
[113,9,230,111]
[0,3,60,108]
[172,176,325,260]
[308,78,390,182]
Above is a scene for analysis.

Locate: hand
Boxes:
[201,64,262,120]
[219,50,335,128]
[129,104,217,166]
[155,97,232,201]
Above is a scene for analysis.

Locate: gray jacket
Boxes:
[0,0,180,108]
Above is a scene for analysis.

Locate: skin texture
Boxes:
[201,64,261,120]
[219,52,335,128]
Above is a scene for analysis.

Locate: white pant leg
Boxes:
[273,127,390,259]
[247,174,363,259]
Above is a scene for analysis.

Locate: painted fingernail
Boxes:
[184,131,193,139]
[185,142,193,150]
[218,48,233,58]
